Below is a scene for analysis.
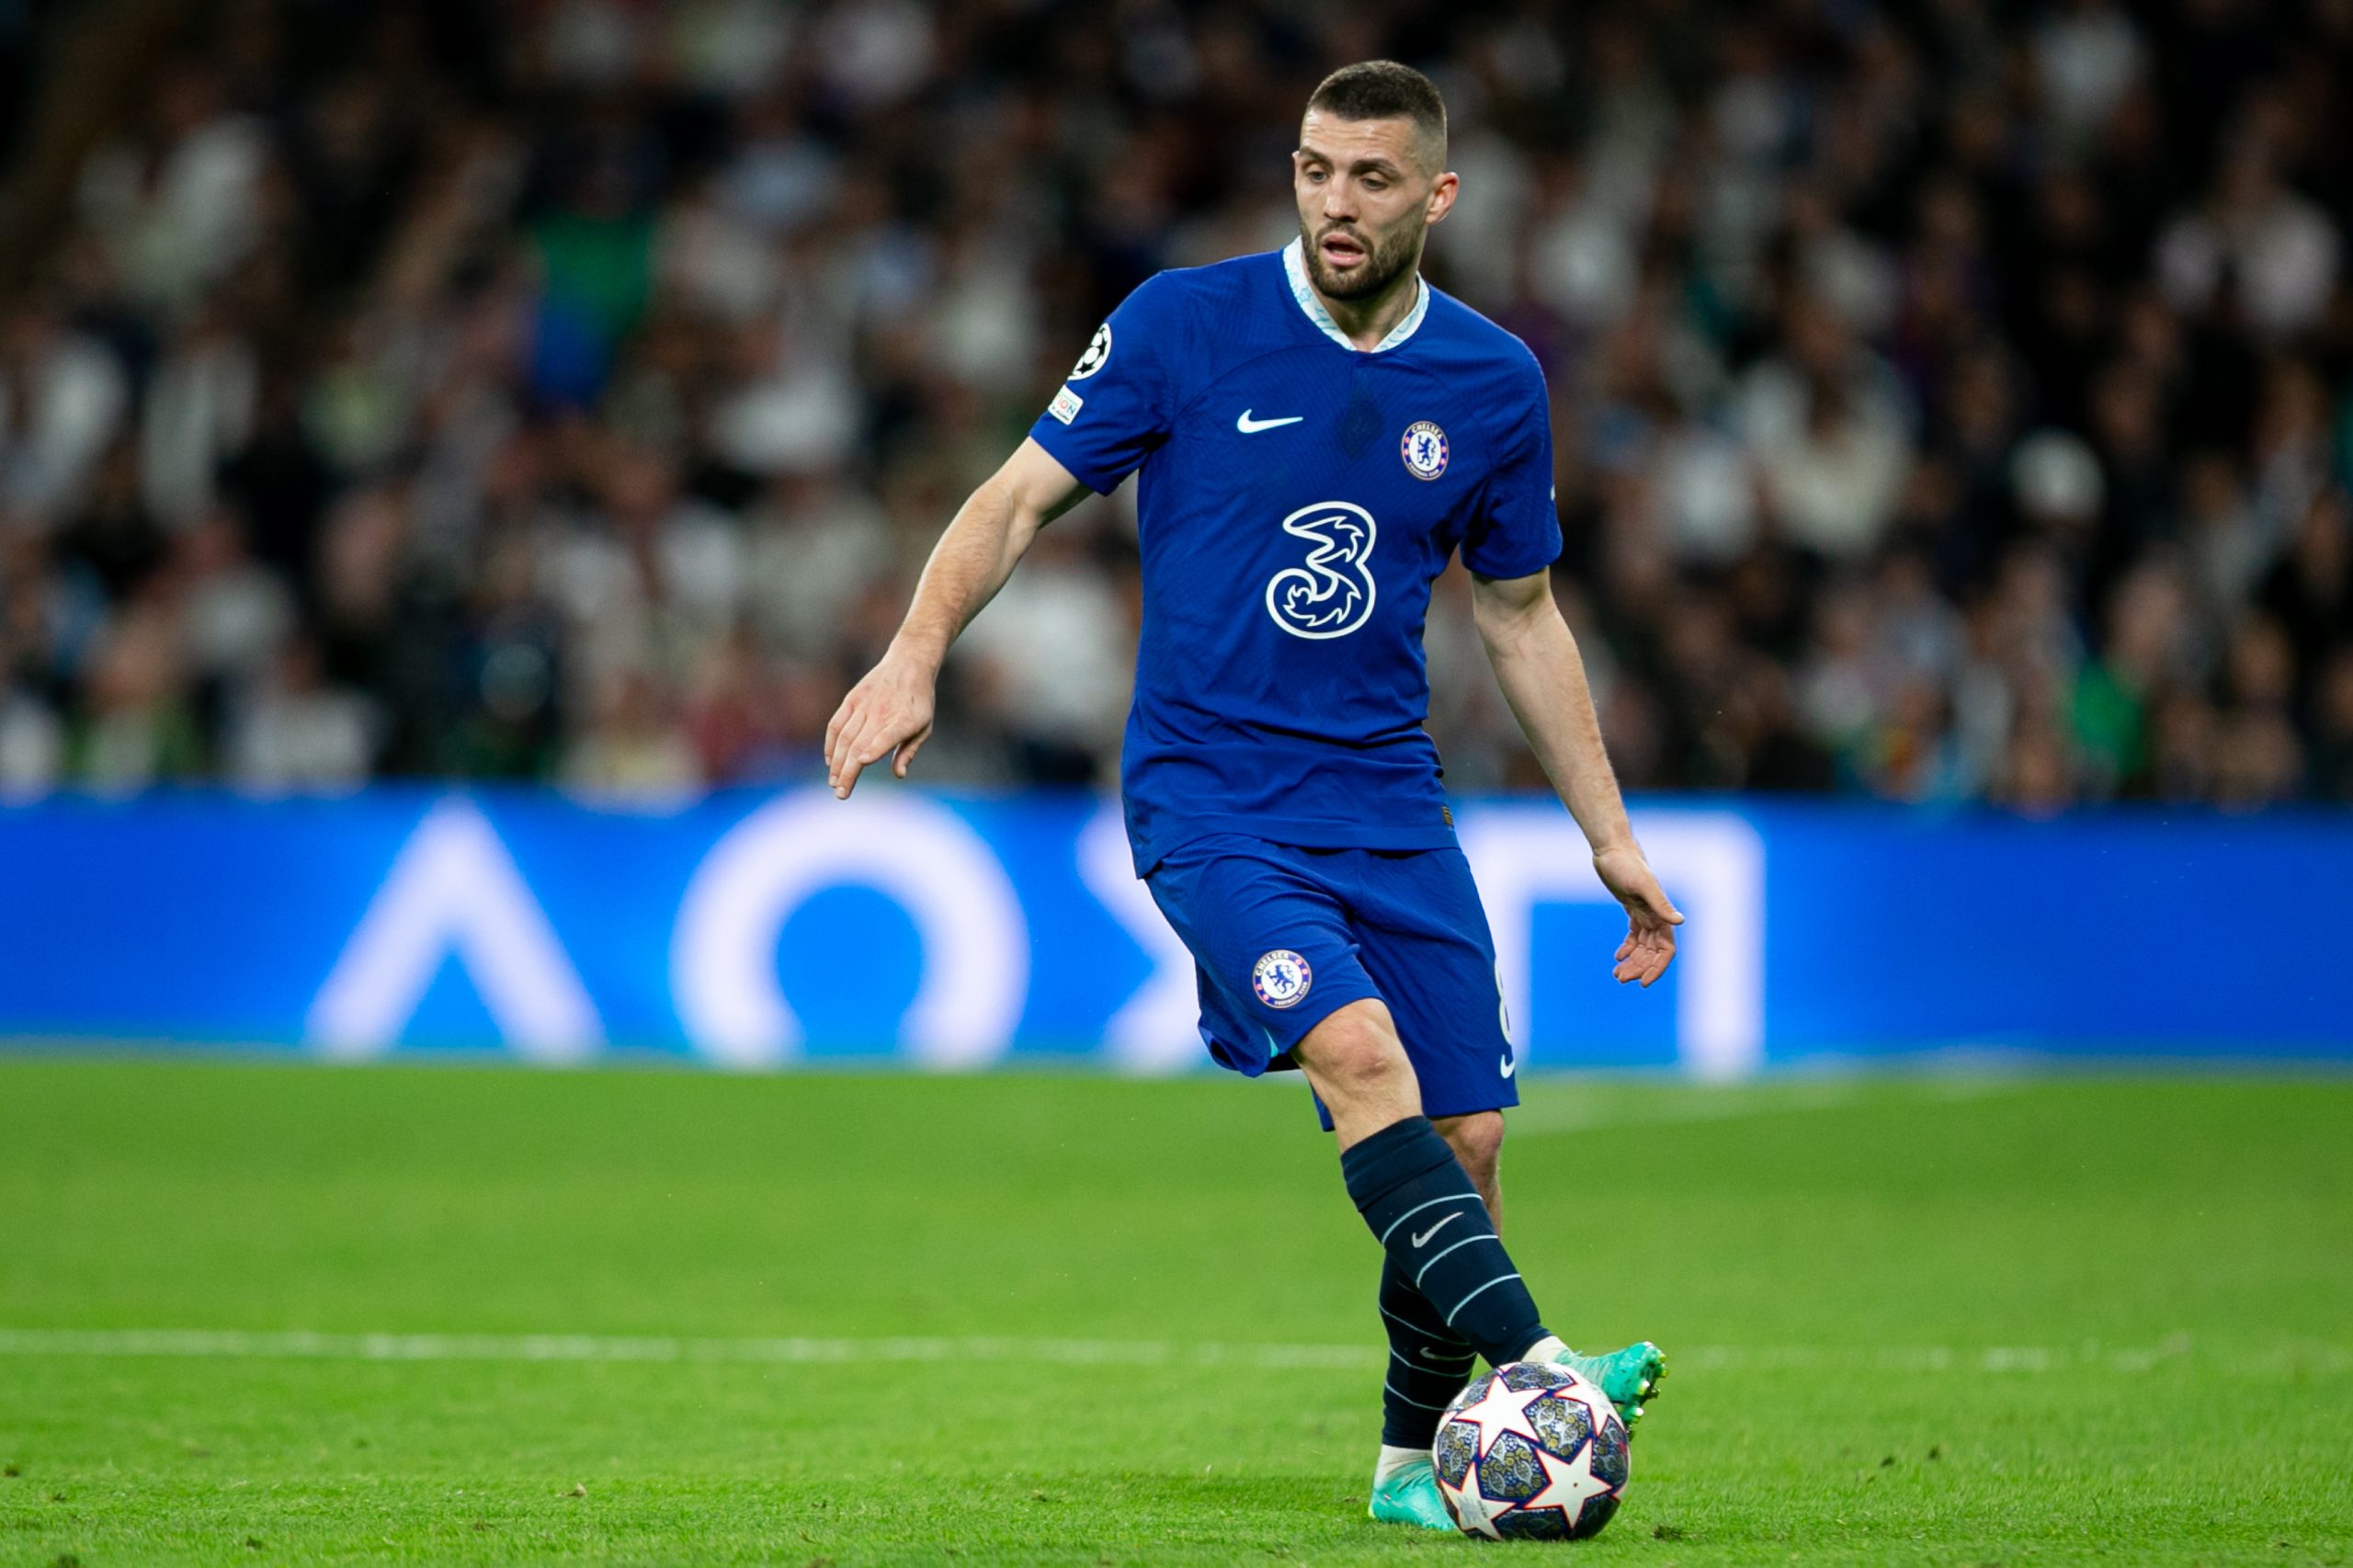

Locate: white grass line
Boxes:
[1506,1076,2029,1138]
[0,1328,1381,1371]
[1506,1080,1866,1137]
[0,1328,2342,1377]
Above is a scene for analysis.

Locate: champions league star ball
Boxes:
[1432,1362,1631,1540]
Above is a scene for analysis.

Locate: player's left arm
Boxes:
[1470,569,1685,986]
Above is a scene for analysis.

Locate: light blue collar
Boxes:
[1281,238,1428,353]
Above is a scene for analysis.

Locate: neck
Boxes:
[1313,262,1424,351]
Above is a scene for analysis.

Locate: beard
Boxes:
[1300,218,1422,301]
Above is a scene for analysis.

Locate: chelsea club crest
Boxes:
[1252,949,1313,1009]
[1401,420,1449,480]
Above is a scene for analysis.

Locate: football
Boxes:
[1432,1361,1631,1540]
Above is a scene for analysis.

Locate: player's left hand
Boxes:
[1593,843,1683,987]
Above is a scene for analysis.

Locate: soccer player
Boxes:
[824,60,1683,1531]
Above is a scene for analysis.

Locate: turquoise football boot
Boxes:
[1528,1335,1666,1430]
[1367,1450,1457,1531]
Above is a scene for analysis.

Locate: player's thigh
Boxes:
[1143,836,1383,1074]
[1348,846,1518,1120]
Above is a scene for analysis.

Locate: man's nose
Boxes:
[1320,179,1355,222]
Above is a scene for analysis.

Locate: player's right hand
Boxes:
[824,652,937,799]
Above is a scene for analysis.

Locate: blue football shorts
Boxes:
[1142,833,1519,1130]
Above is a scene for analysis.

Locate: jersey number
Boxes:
[1265,501,1378,640]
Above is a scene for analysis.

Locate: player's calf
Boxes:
[1375,1256,1477,1438]
[1337,1114,1552,1368]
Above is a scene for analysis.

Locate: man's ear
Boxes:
[1426,170,1461,227]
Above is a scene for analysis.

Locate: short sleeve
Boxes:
[1461,368,1563,579]
[1027,275,1185,494]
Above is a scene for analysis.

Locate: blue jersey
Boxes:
[1028,240,1561,874]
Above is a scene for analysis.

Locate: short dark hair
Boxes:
[1305,60,1448,171]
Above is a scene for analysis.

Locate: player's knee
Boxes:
[1327,1034,1415,1102]
[1436,1110,1504,1187]
[1299,1000,1415,1104]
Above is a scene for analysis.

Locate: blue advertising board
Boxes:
[1,789,2347,1074]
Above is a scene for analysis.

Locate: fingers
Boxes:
[830,714,875,798]
[833,751,867,800]
[829,704,884,799]
[1600,858,1684,985]
[1641,927,1676,986]
[823,699,856,786]
[833,720,860,795]
[1643,930,1675,986]
[824,702,855,795]
[1611,936,1648,985]
[831,700,928,799]
[835,724,902,799]
[1611,919,1678,987]
[827,658,938,798]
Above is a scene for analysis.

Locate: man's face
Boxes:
[1292,109,1457,301]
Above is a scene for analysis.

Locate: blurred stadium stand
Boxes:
[0,0,2350,812]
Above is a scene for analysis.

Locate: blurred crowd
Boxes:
[2,0,2350,809]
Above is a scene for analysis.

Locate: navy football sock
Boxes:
[1339,1115,1547,1369]
[1376,1256,1478,1448]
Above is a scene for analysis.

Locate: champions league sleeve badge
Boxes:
[1401,420,1449,480]
[1067,323,1112,381]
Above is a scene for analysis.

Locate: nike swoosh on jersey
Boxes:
[1500,1054,1516,1078]
[1411,1211,1463,1248]
[1236,410,1304,433]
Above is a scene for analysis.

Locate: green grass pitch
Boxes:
[1,1059,2348,1565]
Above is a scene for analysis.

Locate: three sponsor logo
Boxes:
[1264,500,1378,641]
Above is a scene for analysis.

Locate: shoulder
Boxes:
[1098,252,1286,384]
[1413,290,1551,464]
[1416,287,1549,405]
[1152,249,1278,302]
[1096,253,1299,400]
[1120,252,1275,322]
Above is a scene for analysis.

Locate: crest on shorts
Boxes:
[1252,949,1313,1009]
[1400,420,1449,480]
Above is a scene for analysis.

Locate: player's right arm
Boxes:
[824,437,1089,799]
[829,276,1187,800]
